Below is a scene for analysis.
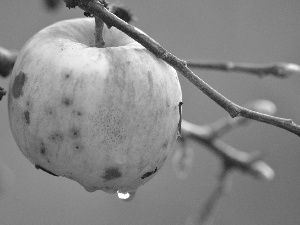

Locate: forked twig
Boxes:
[178,99,275,224]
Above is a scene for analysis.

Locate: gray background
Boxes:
[1,0,300,224]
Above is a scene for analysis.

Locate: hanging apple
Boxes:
[7,17,182,194]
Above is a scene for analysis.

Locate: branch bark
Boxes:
[180,99,276,225]
[62,0,300,137]
[186,60,300,78]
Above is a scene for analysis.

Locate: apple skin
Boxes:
[8,18,182,194]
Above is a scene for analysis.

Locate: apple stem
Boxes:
[95,16,105,48]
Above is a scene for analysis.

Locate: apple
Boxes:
[8,18,182,194]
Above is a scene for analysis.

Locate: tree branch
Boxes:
[0,47,18,78]
[0,47,18,101]
[62,0,300,137]
[196,169,231,225]
[186,60,300,78]
[206,99,277,138]
[180,99,275,225]
[181,120,274,181]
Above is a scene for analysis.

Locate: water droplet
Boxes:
[117,190,136,202]
[117,191,130,199]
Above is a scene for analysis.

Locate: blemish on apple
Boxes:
[12,71,26,99]
[162,141,168,149]
[46,108,53,115]
[69,126,80,139]
[102,167,122,181]
[141,167,157,179]
[24,110,30,125]
[26,100,31,107]
[72,109,83,117]
[64,73,71,79]
[40,142,46,155]
[35,165,58,177]
[62,97,72,106]
[73,142,84,153]
[49,131,64,142]
[166,98,170,108]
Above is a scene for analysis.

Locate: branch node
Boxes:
[159,51,169,60]
[63,0,78,9]
[98,0,109,9]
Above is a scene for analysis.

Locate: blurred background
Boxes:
[1,0,300,224]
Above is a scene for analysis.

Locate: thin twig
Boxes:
[197,169,231,225]
[186,60,300,78]
[181,99,276,225]
[62,0,300,137]
[0,47,18,78]
[181,99,277,180]
[207,99,277,138]
[181,120,274,181]
[0,47,18,101]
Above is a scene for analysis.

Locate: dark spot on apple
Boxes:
[40,142,46,155]
[12,71,26,99]
[73,142,84,153]
[72,110,83,116]
[45,107,55,116]
[102,167,122,181]
[69,126,80,139]
[24,110,30,125]
[62,97,72,106]
[35,165,58,177]
[141,167,157,179]
[166,99,170,108]
[162,141,168,149]
[64,74,71,79]
[49,131,64,142]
